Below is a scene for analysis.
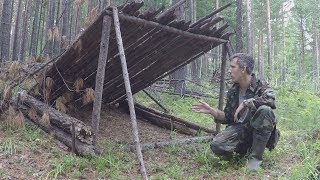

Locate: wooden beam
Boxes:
[92,15,112,146]
[190,3,232,28]
[104,10,227,44]
[112,7,148,180]
[156,0,186,21]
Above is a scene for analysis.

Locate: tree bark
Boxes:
[281,6,286,84]
[315,34,319,92]
[170,0,187,94]
[45,0,54,59]
[29,0,41,58]
[19,0,31,62]
[299,15,305,83]
[266,0,272,82]
[12,0,23,61]
[235,0,243,53]
[258,32,265,80]
[0,0,13,62]
[246,0,252,55]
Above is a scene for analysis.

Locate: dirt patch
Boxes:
[71,105,190,145]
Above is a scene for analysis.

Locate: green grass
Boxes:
[0,87,320,179]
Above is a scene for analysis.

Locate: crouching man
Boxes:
[192,53,279,170]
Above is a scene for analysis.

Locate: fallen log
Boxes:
[129,135,214,151]
[135,103,216,134]
[12,100,95,156]
[135,105,198,136]
[18,91,93,144]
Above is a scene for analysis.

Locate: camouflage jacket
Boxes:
[216,74,276,125]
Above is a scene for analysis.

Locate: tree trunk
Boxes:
[12,0,23,61]
[299,15,305,83]
[189,0,200,82]
[19,0,31,62]
[29,0,41,58]
[53,1,60,56]
[258,32,265,80]
[39,0,46,55]
[88,0,97,13]
[281,6,286,84]
[235,0,243,53]
[246,0,252,55]
[315,34,319,92]
[45,0,54,59]
[60,0,69,51]
[170,0,187,94]
[0,0,13,62]
[201,53,209,79]
[266,0,272,82]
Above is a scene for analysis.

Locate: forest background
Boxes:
[0,0,320,179]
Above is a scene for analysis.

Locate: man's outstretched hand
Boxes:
[191,101,214,115]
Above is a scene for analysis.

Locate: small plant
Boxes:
[0,138,16,155]
[46,160,63,179]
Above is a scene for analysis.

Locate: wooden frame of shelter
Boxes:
[12,1,235,179]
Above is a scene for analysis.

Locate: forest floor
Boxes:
[0,88,319,179]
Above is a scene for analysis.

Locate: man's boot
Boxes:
[247,130,271,170]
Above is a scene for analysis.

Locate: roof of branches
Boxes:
[44,1,232,104]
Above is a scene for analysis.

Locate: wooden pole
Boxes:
[190,3,232,28]
[104,10,227,44]
[142,89,168,112]
[91,15,112,146]
[112,7,148,180]
[216,43,228,133]
[156,0,186,21]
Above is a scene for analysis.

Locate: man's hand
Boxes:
[234,102,245,122]
[191,101,214,115]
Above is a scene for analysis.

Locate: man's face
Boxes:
[229,58,246,83]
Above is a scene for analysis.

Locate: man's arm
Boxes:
[244,87,276,109]
[191,101,226,123]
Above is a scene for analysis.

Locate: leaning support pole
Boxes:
[112,7,148,180]
[142,89,168,112]
[216,43,228,133]
[91,15,112,147]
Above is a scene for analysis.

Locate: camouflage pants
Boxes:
[210,105,276,157]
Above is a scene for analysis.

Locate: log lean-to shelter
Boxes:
[9,0,234,178]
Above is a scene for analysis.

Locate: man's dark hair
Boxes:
[231,53,255,75]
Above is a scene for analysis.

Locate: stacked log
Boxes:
[14,91,94,156]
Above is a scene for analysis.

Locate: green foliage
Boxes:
[0,138,16,155]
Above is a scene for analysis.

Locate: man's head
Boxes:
[229,53,254,83]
